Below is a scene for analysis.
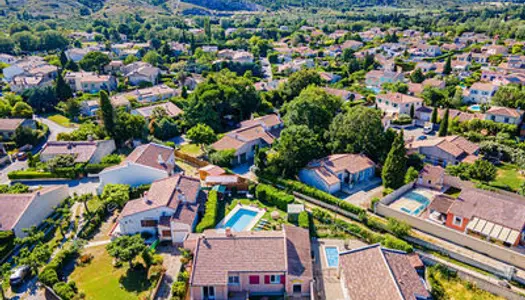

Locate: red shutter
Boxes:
[280,275,286,284]
[249,276,259,284]
[264,275,270,284]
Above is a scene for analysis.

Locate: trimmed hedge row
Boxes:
[196,190,219,233]
[8,171,56,180]
[255,183,294,211]
[260,174,365,217]
[84,163,114,174]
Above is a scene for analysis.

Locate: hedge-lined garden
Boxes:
[255,183,294,211]
[195,190,219,233]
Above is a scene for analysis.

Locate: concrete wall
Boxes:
[379,181,414,206]
[376,203,525,270]
[13,185,69,237]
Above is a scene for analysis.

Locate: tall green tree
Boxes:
[106,235,146,268]
[79,51,110,72]
[59,50,68,67]
[443,56,452,75]
[410,68,425,83]
[186,123,217,149]
[99,90,115,136]
[382,130,407,189]
[55,71,73,101]
[438,108,449,137]
[431,106,438,124]
[409,104,415,119]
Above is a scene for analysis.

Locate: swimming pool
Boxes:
[389,189,434,216]
[216,205,264,232]
[324,246,339,268]
[469,104,481,112]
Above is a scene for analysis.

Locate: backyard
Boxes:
[490,163,524,192]
[178,143,203,157]
[69,245,154,300]
[47,114,78,128]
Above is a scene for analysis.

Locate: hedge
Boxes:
[130,184,151,199]
[8,170,56,180]
[0,230,14,259]
[84,163,114,174]
[260,174,365,217]
[298,211,309,229]
[255,184,294,211]
[195,190,218,233]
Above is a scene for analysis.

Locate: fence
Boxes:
[376,202,525,271]
[174,150,209,168]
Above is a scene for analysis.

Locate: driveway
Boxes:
[0,160,28,184]
[17,177,101,196]
[36,116,76,141]
[154,245,182,300]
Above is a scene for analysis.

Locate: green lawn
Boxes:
[490,163,524,192]
[48,114,77,128]
[70,245,153,300]
[179,143,203,156]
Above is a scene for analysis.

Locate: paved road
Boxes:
[0,160,28,184]
[36,116,76,141]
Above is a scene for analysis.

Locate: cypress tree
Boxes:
[99,90,115,136]
[59,50,68,67]
[431,106,438,124]
[382,130,407,189]
[409,104,415,119]
[181,86,188,99]
[443,56,452,75]
[438,108,449,137]
[55,70,72,101]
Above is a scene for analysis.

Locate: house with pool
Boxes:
[299,153,377,195]
[111,174,205,244]
[185,225,313,299]
[377,166,525,248]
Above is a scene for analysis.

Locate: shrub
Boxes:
[387,218,411,237]
[298,211,309,229]
[130,184,151,199]
[209,149,236,168]
[78,253,93,265]
[370,197,380,210]
[177,270,189,282]
[84,163,113,174]
[148,265,165,282]
[39,268,59,286]
[172,281,187,298]
[195,190,218,233]
[381,234,413,253]
[255,184,294,211]
[8,170,55,180]
[52,282,76,300]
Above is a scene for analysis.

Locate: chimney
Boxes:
[225,227,233,237]
[143,192,150,204]
[158,154,165,165]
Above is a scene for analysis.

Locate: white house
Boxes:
[113,175,204,244]
[40,140,116,164]
[299,154,376,194]
[462,82,498,104]
[0,185,69,237]
[376,92,424,115]
[64,71,117,93]
[485,106,524,125]
[98,143,176,191]
[122,62,161,86]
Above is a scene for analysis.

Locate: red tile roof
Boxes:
[41,141,100,163]
[0,118,26,131]
[339,244,430,300]
[122,143,174,172]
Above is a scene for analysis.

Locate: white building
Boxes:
[376,92,424,115]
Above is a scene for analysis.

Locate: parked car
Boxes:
[10,265,30,286]
[16,152,28,161]
[423,122,433,134]
[417,135,427,141]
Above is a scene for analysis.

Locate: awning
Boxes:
[466,217,521,244]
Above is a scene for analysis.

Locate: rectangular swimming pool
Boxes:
[216,206,264,232]
[324,246,339,268]
[389,189,435,216]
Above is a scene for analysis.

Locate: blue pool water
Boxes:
[218,208,258,232]
[324,247,339,268]
[401,191,431,216]
[469,104,481,112]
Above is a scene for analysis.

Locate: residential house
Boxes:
[338,244,431,300]
[0,54,17,65]
[376,92,423,115]
[98,143,177,189]
[417,165,445,190]
[81,96,131,117]
[65,48,91,62]
[462,82,498,104]
[485,106,524,125]
[112,175,204,244]
[341,40,364,51]
[408,78,445,95]
[65,71,117,93]
[112,84,177,105]
[131,102,183,120]
[40,140,116,163]
[406,135,479,166]
[319,72,341,84]
[412,44,441,57]
[480,70,506,83]
[414,62,437,74]
[211,114,283,165]
[299,154,376,194]
[365,69,404,89]
[2,56,47,81]
[10,75,53,93]
[0,118,36,139]
[486,44,508,56]
[122,62,161,86]
[444,188,525,246]
[104,60,124,74]
[187,225,313,299]
[0,185,69,237]
[217,50,254,64]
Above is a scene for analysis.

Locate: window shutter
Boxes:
[264,275,270,284]
[280,275,286,284]
[249,276,259,284]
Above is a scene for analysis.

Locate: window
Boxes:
[249,275,259,284]
[453,216,463,227]
[140,220,158,227]
[293,284,302,294]
[270,275,281,284]
[228,276,240,285]
[161,230,171,237]
[203,286,215,300]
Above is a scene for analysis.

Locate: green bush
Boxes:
[255,184,294,211]
[381,234,413,253]
[387,218,411,237]
[0,230,14,259]
[39,268,59,286]
[195,190,218,233]
[53,282,76,300]
[298,211,309,229]
[209,149,236,168]
[84,163,114,174]
[130,184,151,199]
[8,170,55,179]
[172,281,187,298]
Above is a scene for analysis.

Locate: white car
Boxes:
[423,122,433,134]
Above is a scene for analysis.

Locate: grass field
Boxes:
[430,266,504,299]
[179,143,203,156]
[48,114,77,128]
[70,245,153,300]
[490,163,524,192]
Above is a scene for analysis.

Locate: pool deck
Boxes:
[388,188,441,216]
[215,204,265,232]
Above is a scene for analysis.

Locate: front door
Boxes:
[203,286,215,300]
